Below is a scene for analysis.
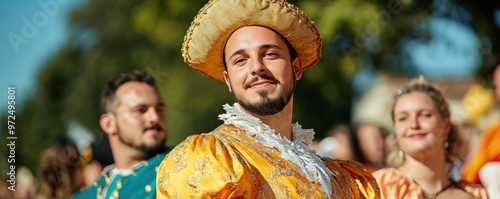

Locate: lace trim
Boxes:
[218,103,333,198]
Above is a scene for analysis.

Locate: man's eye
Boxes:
[134,108,148,113]
[234,58,246,65]
[156,107,165,114]
[265,52,277,57]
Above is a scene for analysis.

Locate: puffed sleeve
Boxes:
[324,159,381,199]
[372,168,420,199]
[156,134,256,199]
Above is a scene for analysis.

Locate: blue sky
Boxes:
[406,17,481,79]
[353,15,482,94]
[0,0,84,113]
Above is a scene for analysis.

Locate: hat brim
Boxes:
[182,0,321,81]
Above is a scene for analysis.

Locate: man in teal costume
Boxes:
[73,71,170,199]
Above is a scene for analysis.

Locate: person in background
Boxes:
[37,138,84,199]
[462,63,500,198]
[14,166,39,199]
[156,0,380,198]
[353,122,388,172]
[80,136,114,186]
[72,71,170,199]
[318,123,355,160]
[373,76,488,199]
[0,175,14,199]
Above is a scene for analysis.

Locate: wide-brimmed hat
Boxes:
[182,0,321,81]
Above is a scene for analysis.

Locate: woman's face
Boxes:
[393,91,450,159]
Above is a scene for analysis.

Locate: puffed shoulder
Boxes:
[372,168,416,199]
[372,168,488,199]
[373,167,411,187]
[156,133,255,199]
[323,159,381,199]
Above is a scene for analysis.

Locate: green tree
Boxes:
[2,0,498,175]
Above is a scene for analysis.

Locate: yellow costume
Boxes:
[157,104,379,198]
[373,168,488,199]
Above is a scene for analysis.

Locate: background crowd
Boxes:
[1,0,500,198]
[3,68,498,198]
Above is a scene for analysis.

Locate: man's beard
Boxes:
[235,74,295,116]
[116,124,165,158]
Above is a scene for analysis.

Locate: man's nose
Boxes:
[145,107,160,123]
[250,58,266,75]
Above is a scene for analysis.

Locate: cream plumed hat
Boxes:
[182,0,321,81]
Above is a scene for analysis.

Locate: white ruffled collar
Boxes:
[218,103,333,198]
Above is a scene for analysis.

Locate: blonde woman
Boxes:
[373,77,488,199]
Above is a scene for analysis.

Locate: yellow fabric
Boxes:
[373,168,488,199]
[462,83,495,125]
[157,124,380,198]
[462,122,500,183]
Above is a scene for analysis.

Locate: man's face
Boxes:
[223,26,302,116]
[111,81,166,156]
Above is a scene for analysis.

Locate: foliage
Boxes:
[1,0,498,175]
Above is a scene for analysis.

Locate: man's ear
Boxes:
[292,58,303,80]
[223,71,233,93]
[100,113,116,136]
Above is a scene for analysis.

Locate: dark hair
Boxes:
[100,71,158,113]
[38,138,81,198]
[281,33,298,62]
[222,26,298,70]
[81,136,114,167]
[387,77,464,175]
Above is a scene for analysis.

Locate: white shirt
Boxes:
[479,162,500,199]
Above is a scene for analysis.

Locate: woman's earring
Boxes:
[444,141,449,148]
[399,149,404,158]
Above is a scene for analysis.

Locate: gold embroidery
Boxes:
[157,125,380,198]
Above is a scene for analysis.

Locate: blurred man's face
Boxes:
[111,82,166,156]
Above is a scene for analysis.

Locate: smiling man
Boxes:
[156,0,379,198]
[73,71,170,199]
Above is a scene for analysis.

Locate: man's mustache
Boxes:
[244,75,279,89]
[144,124,162,132]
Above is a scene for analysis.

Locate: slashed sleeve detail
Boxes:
[156,134,255,199]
